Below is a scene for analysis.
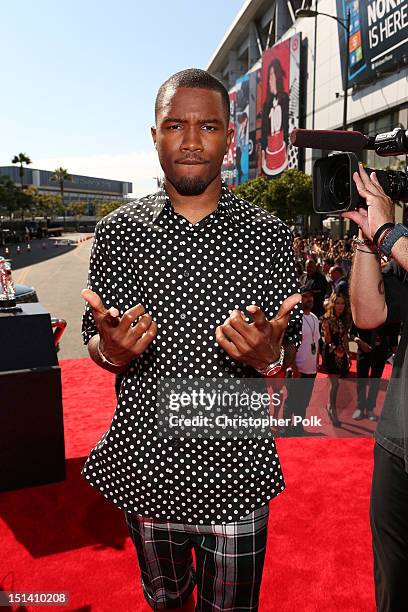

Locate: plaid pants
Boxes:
[124,503,270,611]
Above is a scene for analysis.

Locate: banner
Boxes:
[235,74,250,185]
[336,0,408,87]
[221,88,237,187]
[260,33,301,178]
[248,68,261,180]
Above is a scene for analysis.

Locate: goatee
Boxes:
[172,176,209,196]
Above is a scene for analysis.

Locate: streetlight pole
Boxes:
[296,7,351,238]
[342,9,351,131]
[296,8,351,130]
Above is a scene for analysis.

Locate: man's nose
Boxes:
[180,126,204,151]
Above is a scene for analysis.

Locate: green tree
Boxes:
[235,177,270,208]
[11,152,32,190]
[235,169,313,225]
[266,169,313,224]
[0,174,34,219]
[99,200,123,218]
[50,167,72,225]
[0,175,20,217]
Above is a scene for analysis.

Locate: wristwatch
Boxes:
[380,223,408,257]
[255,346,285,377]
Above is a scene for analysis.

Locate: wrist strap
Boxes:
[373,222,395,245]
[356,248,379,255]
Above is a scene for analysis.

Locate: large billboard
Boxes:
[222,33,301,187]
[260,33,301,177]
[336,0,408,87]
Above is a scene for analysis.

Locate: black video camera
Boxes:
[290,127,408,214]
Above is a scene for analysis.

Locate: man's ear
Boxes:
[151,126,157,148]
[225,127,234,153]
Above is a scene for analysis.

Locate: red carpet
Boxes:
[0,358,378,611]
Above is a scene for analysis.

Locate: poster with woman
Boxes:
[260,34,300,177]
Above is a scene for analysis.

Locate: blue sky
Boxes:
[1,0,244,195]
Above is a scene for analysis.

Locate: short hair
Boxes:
[330,265,344,276]
[155,68,230,124]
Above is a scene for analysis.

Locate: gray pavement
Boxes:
[3,235,94,359]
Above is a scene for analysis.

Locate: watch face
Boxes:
[264,363,283,377]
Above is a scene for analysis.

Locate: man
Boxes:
[351,322,399,421]
[343,163,408,611]
[299,258,327,317]
[280,281,320,436]
[329,264,349,299]
[81,69,302,612]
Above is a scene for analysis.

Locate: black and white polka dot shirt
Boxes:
[81,182,302,524]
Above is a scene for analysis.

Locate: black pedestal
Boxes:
[0,303,66,492]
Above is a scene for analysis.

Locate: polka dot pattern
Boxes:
[81,182,302,524]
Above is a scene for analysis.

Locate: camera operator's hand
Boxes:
[341,163,394,241]
[81,289,158,367]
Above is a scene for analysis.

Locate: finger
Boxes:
[227,310,251,335]
[131,320,158,355]
[128,313,153,342]
[221,318,251,352]
[273,293,302,322]
[81,288,107,318]
[82,288,120,328]
[370,172,386,195]
[246,304,269,330]
[215,325,241,359]
[117,303,146,333]
[352,171,372,198]
[357,165,383,197]
[340,210,368,227]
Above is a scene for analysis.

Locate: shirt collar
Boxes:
[149,180,242,225]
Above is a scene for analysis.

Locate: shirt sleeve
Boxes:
[263,223,303,350]
[383,260,408,325]
[81,218,118,345]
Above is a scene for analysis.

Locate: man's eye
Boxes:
[202,125,216,131]
[169,124,182,130]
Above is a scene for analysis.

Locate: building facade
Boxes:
[0,166,132,215]
[207,0,408,234]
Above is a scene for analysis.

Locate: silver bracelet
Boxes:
[352,236,374,247]
[97,339,125,368]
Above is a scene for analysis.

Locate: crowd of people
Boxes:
[282,233,400,434]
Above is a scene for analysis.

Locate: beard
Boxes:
[171,175,210,196]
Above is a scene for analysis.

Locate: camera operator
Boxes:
[342,162,408,611]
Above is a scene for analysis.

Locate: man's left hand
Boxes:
[215,293,301,370]
[341,163,394,241]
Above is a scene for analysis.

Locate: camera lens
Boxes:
[330,164,350,206]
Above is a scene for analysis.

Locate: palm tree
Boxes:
[11,153,32,190]
[50,167,72,227]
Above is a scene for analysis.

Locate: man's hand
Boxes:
[81,289,157,366]
[341,163,394,241]
[215,293,301,371]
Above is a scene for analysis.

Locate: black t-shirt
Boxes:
[375,260,408,471]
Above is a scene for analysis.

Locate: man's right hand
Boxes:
[81,289,158,366]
